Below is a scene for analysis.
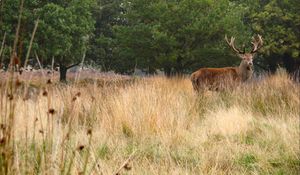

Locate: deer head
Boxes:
[225,35,263,71]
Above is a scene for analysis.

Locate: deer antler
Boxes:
[225,35,245,54]
[250,34,263,53]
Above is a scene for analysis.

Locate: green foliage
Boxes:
[87,0,124,71]
[122,122,134,138]
[0,0,40,64]
[97,144,110,159]
[0,0,95,81]
[113,0,250,74]
[244,0,300,72]
[250,0,300,57]
[1,0,299,74]
[36,0,95,65]
[237,153,257,169]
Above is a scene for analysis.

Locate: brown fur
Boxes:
[191,67,240,91]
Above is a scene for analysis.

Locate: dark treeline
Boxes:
[0,0,299,81]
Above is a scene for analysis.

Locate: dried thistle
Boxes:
[0,137,6,145]
[48,108,56,115]
[77,145,85,151]
[42,90,48,97]
[124,163,132,171]
[114,150,136,175]
[7,94,13,100]
[87,129,92,135]
[23,95,30,101]
[65,133,70,140]
[0,124,5,130]
[46,79,52,84]
[72,96,77,102]
[15,79,22,87]
[75,92,81,97]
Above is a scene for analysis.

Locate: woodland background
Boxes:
[0,0,299,79]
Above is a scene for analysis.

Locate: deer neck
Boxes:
[238,61,253,81]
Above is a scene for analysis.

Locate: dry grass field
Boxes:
[0,70,299,175]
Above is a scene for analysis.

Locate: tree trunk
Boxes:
[164,66,172,77]
[282,54,296,73]
[174,56,184,76]
[59,64,67,82]
[282,54,300,82]
[266,56,279,73]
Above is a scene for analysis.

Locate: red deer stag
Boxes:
[191,35,263,91]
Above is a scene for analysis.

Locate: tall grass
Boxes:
[0,71,299,174]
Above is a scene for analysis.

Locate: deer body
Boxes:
[191,35,263,91]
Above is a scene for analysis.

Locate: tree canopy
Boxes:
[113,0,251,75]
[249,0,300,72]
[1,0,95,81]
[0,0,299,80]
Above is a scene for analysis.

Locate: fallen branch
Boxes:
[67,62,81,69]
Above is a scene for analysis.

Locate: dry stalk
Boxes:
[0,32,6,60]
[0,0,24,174]
[113,150,137,175]
[23,18,39,68]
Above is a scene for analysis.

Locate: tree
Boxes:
[0,0,95,82]
[248,0,300,73]
[87,0,124,71]
[114,0,250,75]
[0,0,48,67]
[36,0,95,81]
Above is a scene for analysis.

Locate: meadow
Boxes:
[0,70,299,175]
